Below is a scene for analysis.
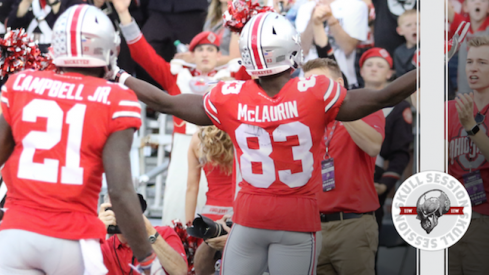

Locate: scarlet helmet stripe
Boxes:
[249,13,268,70]
[69,5,87,57]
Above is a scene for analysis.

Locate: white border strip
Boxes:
[419,0,446,274]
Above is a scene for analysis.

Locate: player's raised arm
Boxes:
[335,70,417,121]
[0,115,14,166]
[103,128,154,268]
[123,75,213,126]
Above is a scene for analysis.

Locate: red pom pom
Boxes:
[172,220,203,275]
[223,0,274,33]
[0,28,54,79]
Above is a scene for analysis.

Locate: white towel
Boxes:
[79,239,108,275]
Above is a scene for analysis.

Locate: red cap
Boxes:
[189,32,220,52]
[359,47,393,68]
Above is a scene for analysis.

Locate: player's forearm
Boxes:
[124,76,213,126]
[152,238,187,275]
[336,70,416,121]
[343,120,382,157]
[110,188,153,259]
[379,70,417,108]
[124,76,173,114]
[103,129,153,262]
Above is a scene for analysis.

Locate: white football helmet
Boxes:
[239,12,303,77]
[52,4,120,68]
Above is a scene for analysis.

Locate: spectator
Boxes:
[448,0,489,94]
[359,47,413,272]
[193,215,231,275]
[356,48,413,228]
[372,0,417,58]
[111,0,249,226]
[308,3,349,87]
[186,126,234,225]
[7,0,88,52]
[296,0,369,89]
[354,0,375,88]
[394,9,418,78]
[447,36,489,275]
[303,58,385,275]
[99,197,188,275]
[134,0,208,88]
[175,0,241,67]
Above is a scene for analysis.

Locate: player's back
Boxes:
[204,75,347,232]
[0,70,141,241]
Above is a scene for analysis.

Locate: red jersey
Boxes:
[101,226,187,275]
[317,112,385,214]
[447,101,489,215]
[201,164,234,221]
[204,75,347,232]
[0,70,141,241]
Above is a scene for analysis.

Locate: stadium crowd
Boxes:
[0,0,487,275]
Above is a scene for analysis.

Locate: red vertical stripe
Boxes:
[251,13,266,70]
[70,5,84,56]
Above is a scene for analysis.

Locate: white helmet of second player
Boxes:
[52,4,120,68]
[239,12,303,77]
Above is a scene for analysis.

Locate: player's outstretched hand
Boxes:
[99,203,117,229]
[455,92,477,131]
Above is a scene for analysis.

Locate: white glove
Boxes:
[105,56,121,81]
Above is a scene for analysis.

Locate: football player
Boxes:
[113,11,417,275]
[0,5,154,275]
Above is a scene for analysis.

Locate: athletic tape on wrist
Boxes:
[115,69,131,84]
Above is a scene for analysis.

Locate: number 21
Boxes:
[18,99,86,184]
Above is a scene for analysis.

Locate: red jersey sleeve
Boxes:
[362,110,386,140]
[127,35,178,94]
[0,85,11,125]
[203,81,227,131]
[312,75,348,122]
[107,85,142,134]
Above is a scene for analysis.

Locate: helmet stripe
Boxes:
[69,5,86,57]
[250,13,267,70]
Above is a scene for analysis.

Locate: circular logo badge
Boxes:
[392,171,472,251]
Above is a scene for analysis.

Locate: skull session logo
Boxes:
[392,171,472,251]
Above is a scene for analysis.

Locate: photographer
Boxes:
[192,215,231,275]
[99,198,188,275]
